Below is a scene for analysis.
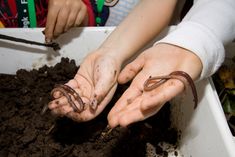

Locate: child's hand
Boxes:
[44,0,88,42]
[108,43,202,128]
[47,49,121,122]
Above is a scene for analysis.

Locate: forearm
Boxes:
[99,0,177,63]
[156,0,235,79]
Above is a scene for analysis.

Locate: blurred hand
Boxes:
[48,50,121,122]
[44,0,88,42]
[108,43,202,128]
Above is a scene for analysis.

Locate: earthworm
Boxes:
[51,84,84,112]
[0,34,60,51]
[143,71,198,108]
[58,84,84,111]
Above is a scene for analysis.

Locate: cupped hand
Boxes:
[108,43,202,128]
[44,0,88,42]
[48,50,121,122]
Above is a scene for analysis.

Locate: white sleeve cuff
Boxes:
[154,21,225,80]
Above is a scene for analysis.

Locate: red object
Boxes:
[82,0,95,26]
[7,0,17,15]
[0,0,95,27]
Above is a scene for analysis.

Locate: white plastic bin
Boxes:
[0,27,234,157]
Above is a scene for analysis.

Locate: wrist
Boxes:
[96,46,127,65]
[155,43,203,80]
[98,37,141,64]
[155,22,225,80]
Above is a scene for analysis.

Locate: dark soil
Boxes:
[0,58,178,157]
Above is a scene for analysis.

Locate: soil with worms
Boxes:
[0,58,178,157]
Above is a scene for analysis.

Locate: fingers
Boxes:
[141,79,184,111]
[108,85,143,128]
[65,84,117,122]
[65,83,115,123]
[90,82,117,116]
[75,3,88,26]
[53,7,70,38]
[48,67,115,122]
[64,1,83,31]
[48,95,74,117]
[68,73,94,99]
[48,83,117,122]
[118,55,144,84]
[44,0,60,42]
[108,95,159,128]
[108,77,185,128]
[108,86,142,115]
[44,0,87,42]
[66,78,79,89]
[110,100,145,127]
[51,77,81,101]
[48,74,91,116]
[50,103,74,116]
[64,8,78,32]
[49,86,88,109]
[114,101,163,127]
[54,2,86,36]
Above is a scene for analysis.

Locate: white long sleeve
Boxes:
[155,0,235,80]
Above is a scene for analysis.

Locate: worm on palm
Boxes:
[51,84,84,112]
[143,71,198,108]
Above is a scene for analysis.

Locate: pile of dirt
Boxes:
[0,58,178,157]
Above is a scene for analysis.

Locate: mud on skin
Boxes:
[0,57,178,157]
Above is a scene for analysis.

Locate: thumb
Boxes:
[90,57,118,110]
[118,55,144,84]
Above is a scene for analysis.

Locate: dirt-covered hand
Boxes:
[108,43,202,128]
[44,0,88,42]
[48,51,120,122]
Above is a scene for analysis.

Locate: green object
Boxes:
[220,88,235,116]
[27,0,37,27]
[223,97,235,116]
[96,0,105,25]
[96,17,102,24]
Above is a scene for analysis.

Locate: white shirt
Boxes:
[156,0,235,80]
